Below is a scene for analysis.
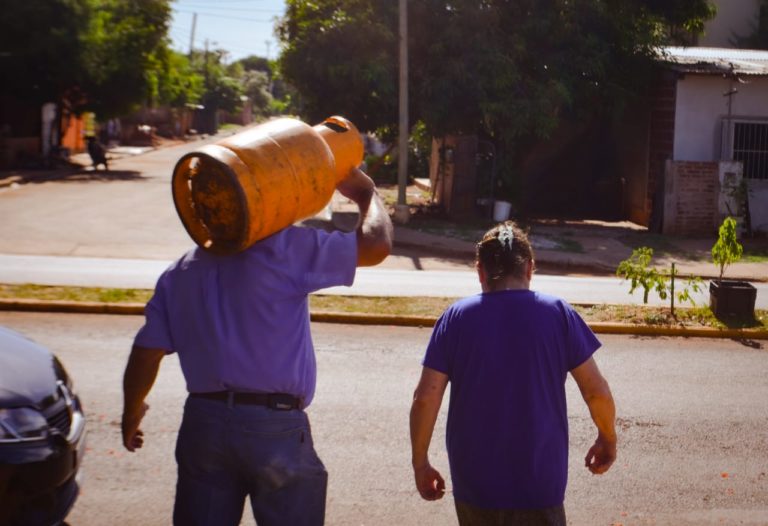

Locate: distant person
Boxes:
[86,136,108,170]
[409,221,616,526]
[121,167,393,525]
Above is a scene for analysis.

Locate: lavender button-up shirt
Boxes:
[133,225,357,407]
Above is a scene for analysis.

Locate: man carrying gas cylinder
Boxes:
[120,117,393,526]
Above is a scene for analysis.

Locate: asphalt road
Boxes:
[2,253,767,309]
[1,312,766,525]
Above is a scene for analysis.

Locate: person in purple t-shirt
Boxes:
[409,221,616,526]
[120,167,392,526]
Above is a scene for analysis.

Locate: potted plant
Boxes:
[709,216,757,319]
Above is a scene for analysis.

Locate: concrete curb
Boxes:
[0,298,144,315]
[1,298,765,340]
[0,175,23,189]
[586,322,768,340]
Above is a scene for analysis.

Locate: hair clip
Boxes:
[497,225,514,250]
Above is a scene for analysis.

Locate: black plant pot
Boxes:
[709,280,757,319]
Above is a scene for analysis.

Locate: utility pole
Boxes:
[204,39,209,86]
[204,39,214,134]
[395,0,410,223]
[189,13,197,57]
[266,41,274,95]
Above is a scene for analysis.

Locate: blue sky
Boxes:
[169,0,287,62]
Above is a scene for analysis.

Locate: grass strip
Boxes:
[0,283,153,303]
[0,284,765,331]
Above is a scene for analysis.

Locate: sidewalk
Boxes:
[391,220,768,282]
[2,136,765,284]
[0,146,156,188]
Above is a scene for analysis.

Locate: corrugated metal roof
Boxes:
[658,46,768,76]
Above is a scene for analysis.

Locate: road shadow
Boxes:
[15,168,145,184]
[302,218,477,270]
[732,338,764,349]
[389,244,475,271]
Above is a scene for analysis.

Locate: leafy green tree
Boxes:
[237,56,272,76]
[79,0,173,117]
[187,47,245,132]
[204,50,244,114]
[151,49,205,108]
[234,54,303,116]
[0,0,183,118]
[711,217,744,283]
[617,247,668,304]
[277,0,399,132]
[0,0,90,106]
[242,70,275,118]
[733,0,768,48]
[617,246,703,316]
[277,0,715,190]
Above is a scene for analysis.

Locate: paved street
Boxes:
[0,136,765,309]
[1,312,766,525]
[1,253,767,309]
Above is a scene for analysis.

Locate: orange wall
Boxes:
[61,112,86,153]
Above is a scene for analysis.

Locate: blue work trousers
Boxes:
[173,396,327,525]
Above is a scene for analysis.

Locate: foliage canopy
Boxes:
[277,0,716,187]
[712,217,744,282]
[0,0,204,118]
[616,246,703,315]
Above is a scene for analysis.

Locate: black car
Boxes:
[0,326,86,526]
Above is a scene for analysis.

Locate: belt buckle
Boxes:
[267,393,297,411]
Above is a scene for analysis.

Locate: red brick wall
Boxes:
[662,161,719,235]
[648,73,677,217]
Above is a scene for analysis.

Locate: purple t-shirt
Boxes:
[134,226,357,407]
[423,289,600,509]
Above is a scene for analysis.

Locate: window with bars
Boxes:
[722,119,768,180]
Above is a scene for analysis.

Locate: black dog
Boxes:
[86,136,109,170]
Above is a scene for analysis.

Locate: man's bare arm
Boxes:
[122,345,166,452]
[409,366,449,500]
[336,168,393,266]
[571,357,617,474]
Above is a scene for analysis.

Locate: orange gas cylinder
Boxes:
[172,116,363,254]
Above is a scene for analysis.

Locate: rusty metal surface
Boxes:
[659,46,768,76]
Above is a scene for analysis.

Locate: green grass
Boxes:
[0,284,765,330]
[743,247,768,263]
[574,303,766,330]
[549,236,584,254]
[617,233,702,261]
[310,295,456,317]
[404,218,489,243]
[0,284,152,304]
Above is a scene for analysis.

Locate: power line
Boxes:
[173,8,276,22]
[169,27,271,58]
[175,4,282,13]
[176,0,277,3]
[168,28,191,43]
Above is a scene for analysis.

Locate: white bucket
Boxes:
[493,200,512,222]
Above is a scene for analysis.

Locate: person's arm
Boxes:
[570,356,617,474]
[336,167,393,267]
[410,366,449,500]
[122,345,166,452]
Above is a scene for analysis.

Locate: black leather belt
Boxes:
[189,391,302,410]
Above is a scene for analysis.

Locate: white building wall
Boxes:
[700,0,760,47]
[674,74,768,161]
[674,74,768,233]
[749,180,768,232]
